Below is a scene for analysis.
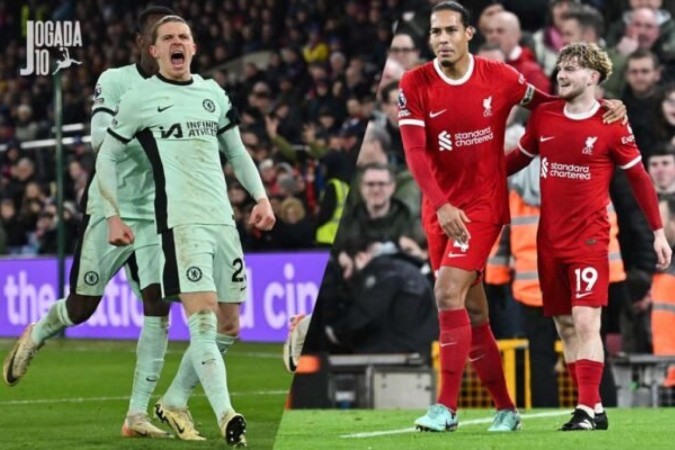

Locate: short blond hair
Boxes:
[557,42,613,83]
[151,15,190,44]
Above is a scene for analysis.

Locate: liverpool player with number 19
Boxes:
[397,1,625,433]
[506,42,671,431]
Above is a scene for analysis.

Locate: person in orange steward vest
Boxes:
[486,156,623,407]
[653,197,675,387]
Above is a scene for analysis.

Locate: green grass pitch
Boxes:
[274,407,675,450]
[0,339,292,449]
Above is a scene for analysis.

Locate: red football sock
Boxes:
[470,322,515,410]
[576,359,603,410]
[567,361,578,392]
[437,309,472,411]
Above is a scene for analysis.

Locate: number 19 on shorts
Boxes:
[574,267,598,294]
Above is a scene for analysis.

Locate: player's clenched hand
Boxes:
[107,216,134,246]
[653,229,672,270]
[600,99,627,125]
[249,197,276,231]
[436,203,471,242]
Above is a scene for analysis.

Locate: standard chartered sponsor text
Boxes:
[455,126,494,147]
[550,162,591,180]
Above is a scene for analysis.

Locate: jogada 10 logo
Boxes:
[20,20,83,76]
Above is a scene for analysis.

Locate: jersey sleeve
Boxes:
[397,71,425,127]
[499,63,555,110]
[90,70,121,151]
[216,85,241,135]
[106,88,142,144]
[610,122,642,170]
[500,64,533,108]
[215,88,267,201]
[517,109,541,158]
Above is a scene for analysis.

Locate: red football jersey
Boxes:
[398,55,534,226]
[517,100,642,257]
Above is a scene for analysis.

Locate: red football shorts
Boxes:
[537,251,609,317]
[424,219,502,276]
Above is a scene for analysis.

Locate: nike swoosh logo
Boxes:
[171,418,185,434]
[240,286,247,291]
[201,358,216,365]
[440,342,457,347]
[576,292,593,299]
[429,109,447,118]
[145,376,158,382]
[448,254,465,258]
[540,136,555,142]
[468,354,484,362]
[157,105,173,112]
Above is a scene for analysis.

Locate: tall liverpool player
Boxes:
[398,1,625,432]
[507,42,671,431]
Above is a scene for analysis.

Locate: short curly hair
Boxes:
[557,42,613,84]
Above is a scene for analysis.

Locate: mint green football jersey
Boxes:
[108,73,240,231]
[89,64,155,220]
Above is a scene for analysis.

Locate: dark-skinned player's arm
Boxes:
[398,70,471,242]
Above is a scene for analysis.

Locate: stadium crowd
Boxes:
[0,0,404,254]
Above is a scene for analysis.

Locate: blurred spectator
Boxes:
[484,10,552,93]
[334,163,422,252]
[325,238,438,361]
[531,0,579,76]
[606,0,675,59]
[14,104,40,142]
[0,197,27,253]
[374,80,405,169]
[654,82,675,145]
[621,50,663,159]
[387,31,422,70]
[273,196,315,249]
[647,142,675,196]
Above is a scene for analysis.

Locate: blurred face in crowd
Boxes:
[24,182,42,200]
[661,88,675,126]
[388,33,419,70]
[627,8,660,51]
[1,199,15,221]
[649,154,675,192]
[551,0,573,31]
[382,87,399,124]
[150,19,196,81]
[561,18,587,46]
[484,12,521,56]
[630,0,662,9]
[626,56,660,96]
[429,9,474,67]
[360,167,395,212]
[14,158,34,182]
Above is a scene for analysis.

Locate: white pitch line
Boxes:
[341,410,570,439]
[0,390,288,406]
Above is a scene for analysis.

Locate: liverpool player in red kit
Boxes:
[507,42,671,431]
[398,1,625,433]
